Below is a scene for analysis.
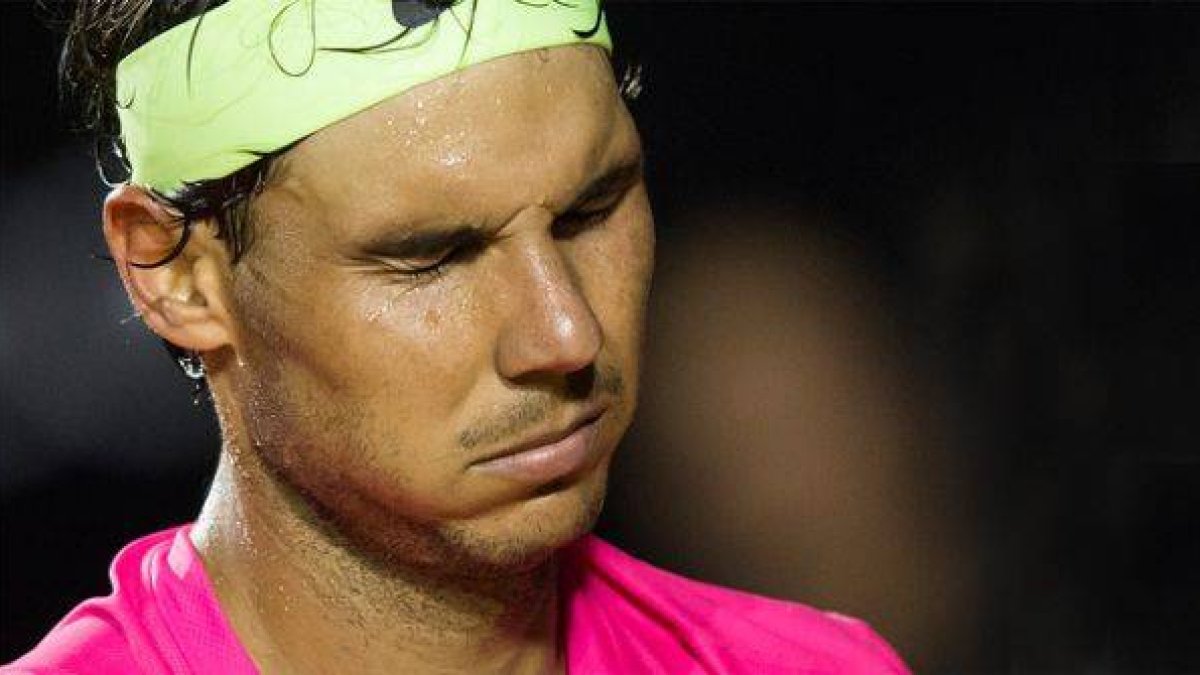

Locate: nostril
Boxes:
[565,365,597,399]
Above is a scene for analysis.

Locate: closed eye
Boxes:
[553,159,641,239]
[552,202,621,240]
[355,225,489,286]
[553,208,607,240]
[380,239,485,284]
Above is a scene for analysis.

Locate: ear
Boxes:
[103,184,236,353]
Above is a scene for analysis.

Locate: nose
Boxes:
[495,230,603,383]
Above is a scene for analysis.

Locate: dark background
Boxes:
[3,3,1198,673]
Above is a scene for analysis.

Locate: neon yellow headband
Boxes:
[115,0,610,194]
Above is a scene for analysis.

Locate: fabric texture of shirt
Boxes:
[5,526,910,674]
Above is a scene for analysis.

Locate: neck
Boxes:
[191,447,563,675]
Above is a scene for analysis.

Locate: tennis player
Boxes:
[7,1,909,672]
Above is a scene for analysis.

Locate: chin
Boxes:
[440,460,611,575]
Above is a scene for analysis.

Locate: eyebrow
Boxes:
[357,156,644,261]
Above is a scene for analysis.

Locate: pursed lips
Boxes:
[470,403,608,467]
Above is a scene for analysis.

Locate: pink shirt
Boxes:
[5,526,909,674]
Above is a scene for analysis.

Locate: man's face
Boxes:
[221,45,654,572]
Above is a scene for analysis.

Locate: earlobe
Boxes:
[102,184,235,353]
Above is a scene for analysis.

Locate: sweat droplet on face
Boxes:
[439,147,469,168]
[413,99,428,128]
[364,292,400,323]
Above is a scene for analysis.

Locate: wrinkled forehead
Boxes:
[297,44,616,161]
[272,45,632,231]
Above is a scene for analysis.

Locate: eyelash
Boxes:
[386,250,462,284]
[387,203,619,284]
[553,203,619,239]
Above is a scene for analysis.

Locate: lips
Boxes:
[468,408,606,484]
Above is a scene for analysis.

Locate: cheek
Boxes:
[354,278,484,368]
[230,249,493,451]
[231,266,495,512]
[582,197,655,339]
[345,279,496,430]
[244,261,487,399]
[570,196,655,397]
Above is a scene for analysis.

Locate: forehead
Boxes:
[267,45,630,235]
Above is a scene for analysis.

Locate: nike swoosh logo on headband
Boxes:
[392,0,453,28]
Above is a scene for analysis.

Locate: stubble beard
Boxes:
[244,400,613,583]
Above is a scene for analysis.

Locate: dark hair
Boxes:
[60,0,280,267]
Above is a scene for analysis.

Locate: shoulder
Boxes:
[3,528,184,674]
[564,535,911,674]
[3,607,142,675]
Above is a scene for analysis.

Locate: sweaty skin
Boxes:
[105,45,654,674]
